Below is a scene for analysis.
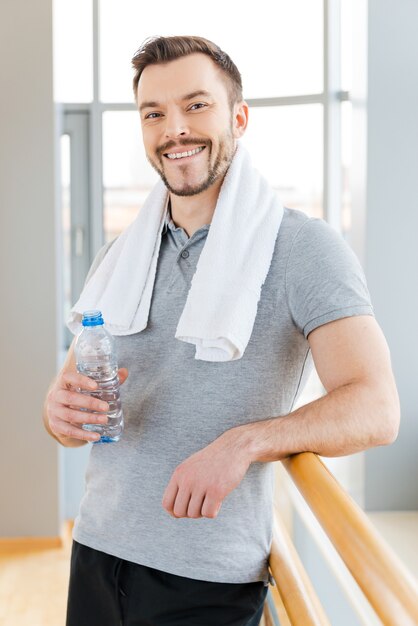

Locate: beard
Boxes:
[146,126,236,197]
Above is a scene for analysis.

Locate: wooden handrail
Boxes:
[268,582,292,626]
[269,511,331,625]
[281,452,418,626]
[263,582,293,626]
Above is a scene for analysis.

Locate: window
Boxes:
[53,0,93,102]
[99,0,323,102]
[242,105,324,218]
[54,0,351,345]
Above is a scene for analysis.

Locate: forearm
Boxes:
[235,381,400,463]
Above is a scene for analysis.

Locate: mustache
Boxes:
[158,139,210,156]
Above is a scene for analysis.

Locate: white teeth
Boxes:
[166,146,205,159]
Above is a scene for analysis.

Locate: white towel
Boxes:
[67,141,284,361]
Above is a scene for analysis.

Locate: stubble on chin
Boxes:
[146,133,236,197]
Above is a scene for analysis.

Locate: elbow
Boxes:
[379,418,399,446]
[362,377,400,448]
[382,411,400,445]
[377,393,401,446]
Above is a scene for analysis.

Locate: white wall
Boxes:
[0,0,60,535]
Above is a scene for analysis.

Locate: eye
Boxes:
[189,103,207,111]
[144,112,161,120]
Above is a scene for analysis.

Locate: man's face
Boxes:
[136,53,242,197]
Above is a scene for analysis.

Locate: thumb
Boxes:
[118,367,129,385]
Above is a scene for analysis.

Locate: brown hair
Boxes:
[131,35,243,107]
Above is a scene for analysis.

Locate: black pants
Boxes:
[66,541,268,626]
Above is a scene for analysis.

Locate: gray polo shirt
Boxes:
[72,206,373,584]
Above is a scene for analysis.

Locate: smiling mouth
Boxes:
[163,146,206,162]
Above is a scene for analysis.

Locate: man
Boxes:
[43,36,400,626]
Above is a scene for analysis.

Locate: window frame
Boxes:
[59,0,348,315]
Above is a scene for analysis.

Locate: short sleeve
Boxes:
[285,218,374,338]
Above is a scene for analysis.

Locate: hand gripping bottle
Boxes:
[74,310,124,443]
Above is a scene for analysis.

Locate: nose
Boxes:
[164,109,190,139]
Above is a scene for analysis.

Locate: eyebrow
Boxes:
[139,90,213,113]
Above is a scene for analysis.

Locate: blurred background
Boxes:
[0,0,417,624]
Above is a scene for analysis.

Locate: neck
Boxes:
[168,178,224,238]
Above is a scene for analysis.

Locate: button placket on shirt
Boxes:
[177,242,192,266]
[167,227,209,292]
[176,226,210,265]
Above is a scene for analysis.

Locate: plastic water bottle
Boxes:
[74,310,124,443]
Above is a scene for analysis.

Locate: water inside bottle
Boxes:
[77,357,123,442]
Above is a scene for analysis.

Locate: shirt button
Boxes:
[181,250,189,259]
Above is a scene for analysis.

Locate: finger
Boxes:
[187,492,205,519]
[49,416,101,443]
[172,489,192,519]
[55,389,109,413]
[61,371,98,392]
[201,495,222,519]
[53,402,108,426]
[118,368,129,385]
[162,481,179,516]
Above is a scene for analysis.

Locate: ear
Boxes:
[232,101,249,138]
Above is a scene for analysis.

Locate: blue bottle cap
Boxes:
[81,310,104,326]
